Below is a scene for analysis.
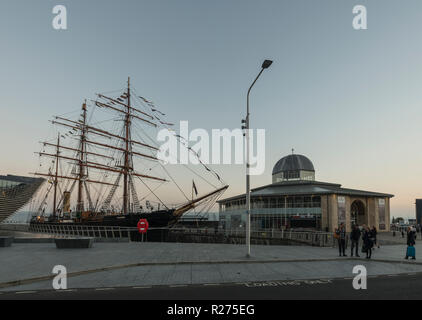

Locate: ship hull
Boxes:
[29,209,178,241]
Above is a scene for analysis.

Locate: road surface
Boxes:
[1,272,421,300]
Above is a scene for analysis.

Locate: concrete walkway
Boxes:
[1,241,421,292]
[377,231,420,245]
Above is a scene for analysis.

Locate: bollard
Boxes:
[0,237,13,247]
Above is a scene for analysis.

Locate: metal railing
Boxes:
[167,228,339,247]
[29,223,137,239]
[27,223,341,247]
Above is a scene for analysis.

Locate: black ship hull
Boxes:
[98,209,178,228]
[30,209,178,242]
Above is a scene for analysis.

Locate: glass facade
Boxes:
[220,195,322,230]
[272,170,315,183]
[221,196,321,212]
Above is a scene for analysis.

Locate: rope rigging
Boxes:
[32,81,228,218]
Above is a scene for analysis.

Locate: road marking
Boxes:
[133,286,152,289]
[56,289,77,292]
[169,285,188,288]
[95,288,114,291]
[242,279,334,288]
[203,283,220,286]
[387,275,398,277]
[15,291,37,294]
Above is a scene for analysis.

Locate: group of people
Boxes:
[336,224,418,260]
[335,223,379,259]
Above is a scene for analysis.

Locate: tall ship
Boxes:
[0,175,44,223]
[29,78,228,236]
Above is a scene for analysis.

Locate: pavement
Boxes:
[377,231,420,245]
[1,239,422,293]
[0,229,54,239]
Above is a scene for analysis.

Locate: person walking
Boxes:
[362,226,373,259]
[405,227,416,260]
[350,224,361,257]
[336,223,347,257]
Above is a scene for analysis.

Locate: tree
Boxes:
[396,217,404,224]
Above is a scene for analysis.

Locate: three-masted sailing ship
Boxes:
[30,78,228,236]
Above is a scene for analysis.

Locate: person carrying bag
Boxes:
[405,227,416,260]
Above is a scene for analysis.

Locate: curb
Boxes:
[369,258,422,265]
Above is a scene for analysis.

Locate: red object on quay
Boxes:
[137,219,149,234]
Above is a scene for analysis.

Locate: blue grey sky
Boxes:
[1,0,421,218]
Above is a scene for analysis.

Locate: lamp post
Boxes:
[243,59,273,257]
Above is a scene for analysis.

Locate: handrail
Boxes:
[27,223,340,247]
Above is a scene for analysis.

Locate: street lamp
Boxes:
[244,59,273,257]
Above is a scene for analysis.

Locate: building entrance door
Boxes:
[350,200,366,228]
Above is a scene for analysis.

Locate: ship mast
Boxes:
[52,133,60,217]
[35,79,172,217]
[77,101,87,213]
[123,77,131,215]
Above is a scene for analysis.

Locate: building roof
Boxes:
[217,180,394,203]
[0,175,42,184]
[272,154,315,175]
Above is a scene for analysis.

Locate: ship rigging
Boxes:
[31,78,228,227]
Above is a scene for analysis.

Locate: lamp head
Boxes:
[262,60,273,69]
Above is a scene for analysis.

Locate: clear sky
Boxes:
[1,0,422,219]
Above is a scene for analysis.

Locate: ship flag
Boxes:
[192,180,198,196]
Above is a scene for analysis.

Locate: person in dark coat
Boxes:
[362,226,373,259]
[405,227,416,260]
[336,223,347,257]
[407,227,416,246]
[350,224,361,257]
[371,226,379,249]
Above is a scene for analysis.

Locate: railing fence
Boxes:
[27,224,346,247]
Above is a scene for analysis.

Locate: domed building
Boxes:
[272,154,315,183]
[218,153,394,232]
